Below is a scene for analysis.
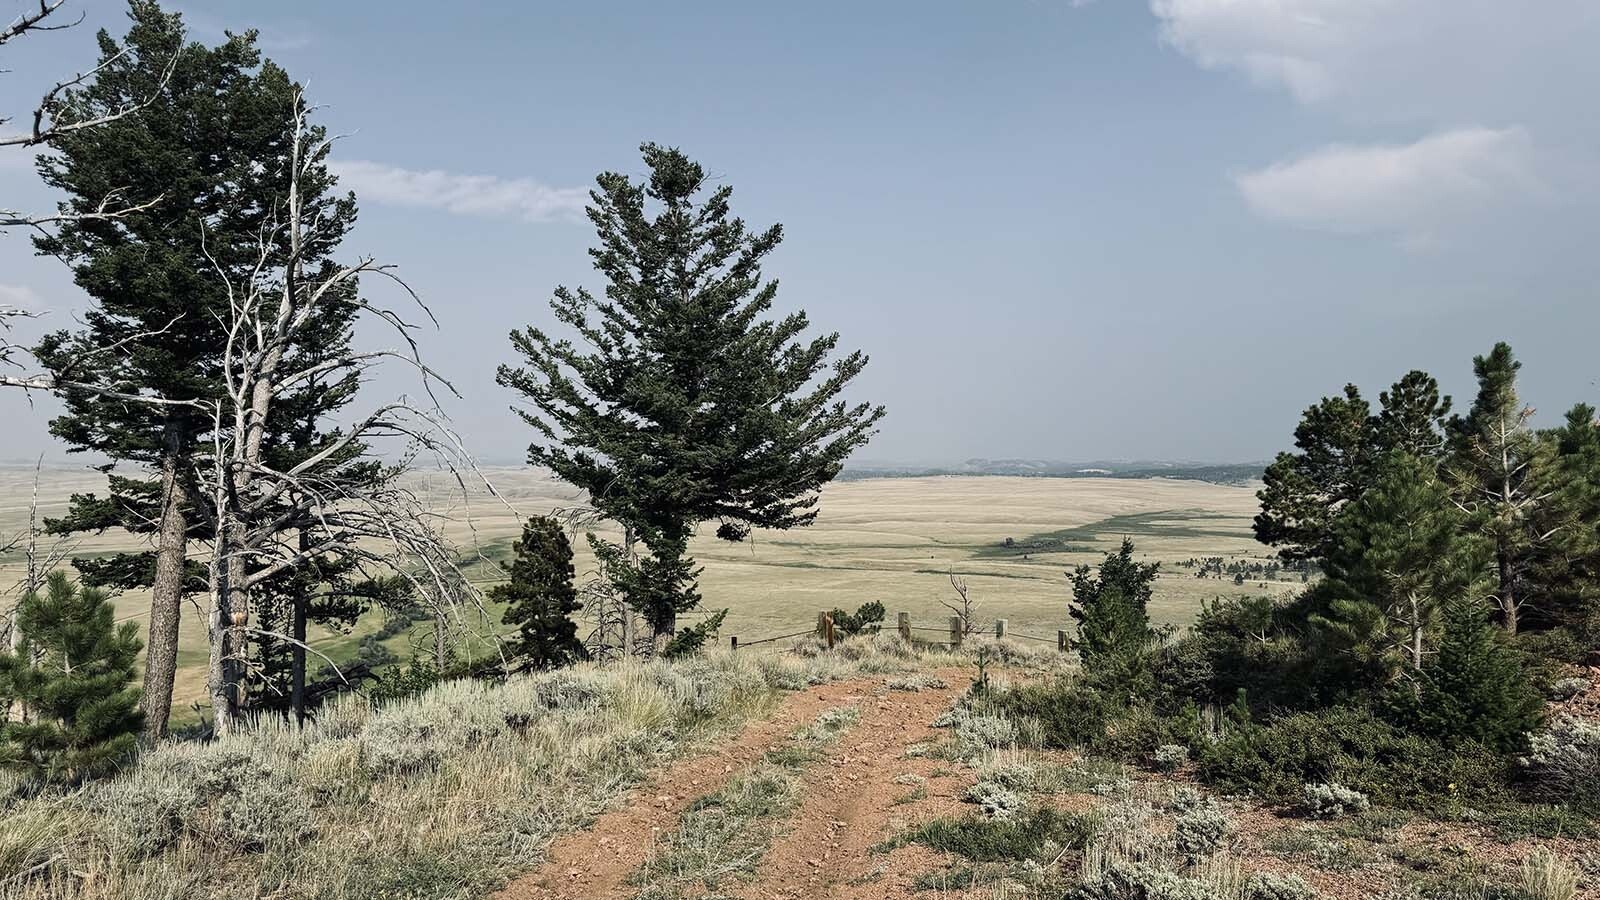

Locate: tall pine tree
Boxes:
[0,572,143,782]
[1526,404,1600,636]
[499,144,884,645]
[1444,343,1551,633]
[33,4,360,733]
[1256,371,1452,563]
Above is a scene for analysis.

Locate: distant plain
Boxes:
[0,466,1297,717]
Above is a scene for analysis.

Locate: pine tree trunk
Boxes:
[1498,548,1518,634]
[290,590,307,725]
[141,426,189,740]
[206,557,233,735]
[653,609,676,655]
[434,597,447,670]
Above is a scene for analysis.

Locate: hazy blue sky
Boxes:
[2,1,1597,465]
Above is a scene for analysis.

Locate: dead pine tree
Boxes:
[195,90,500,735]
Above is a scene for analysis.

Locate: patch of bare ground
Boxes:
[730,669,973,900]
[497,662,1600,900]
[493,669,972,900]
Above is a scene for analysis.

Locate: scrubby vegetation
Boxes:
[977,348,1600,835]
[0,638,938,898]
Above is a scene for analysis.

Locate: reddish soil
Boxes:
[495,667,1600,900]
[492,671,970,900]
[730,669,972,900]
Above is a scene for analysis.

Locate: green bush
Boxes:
[1162,588,1380,714]
[989,680,1115,749]
[829,600,886,637]
[1197,705,1512,808]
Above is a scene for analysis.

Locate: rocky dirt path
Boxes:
[730,669,973,900]
[492,670,970,900]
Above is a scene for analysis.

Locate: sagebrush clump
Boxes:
[1174,800,1234,859]
[0,642,932,899]
[1520,716,1600,812]
[1242,871,1315,900]
[1300,782,1370,819]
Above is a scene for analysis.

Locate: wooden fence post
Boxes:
[1057,629,1068,652]
[817,610,835,649]
[730,635,738,651]
[994,619,1007,639]
[897,611,911,642]
[949,615,963,648]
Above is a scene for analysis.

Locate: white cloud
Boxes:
[332,160,587,223]
[1152,1,1600,242]
[1152,0,1388,103]
[0,284,43,311]
[1151,0,1600,118]
[1233,127,1545,246]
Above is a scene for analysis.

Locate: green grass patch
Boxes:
[973,510,1247,559]
[890,806,1090,863]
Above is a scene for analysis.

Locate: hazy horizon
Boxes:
[3,0,1597,469]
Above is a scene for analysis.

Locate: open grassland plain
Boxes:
[0,466,1297,716]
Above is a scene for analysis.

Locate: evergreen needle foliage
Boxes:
[499,143,884,641]
[1392,592,1545,752]
[493,517,587,671]
[0,573,144,783]
[1069,538,1162,694]
[1315,451,1483,679]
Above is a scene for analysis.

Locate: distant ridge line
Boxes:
[837,461,1266,486]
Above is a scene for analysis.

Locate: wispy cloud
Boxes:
[1233,127,1545,248]
[0,284,43,311]
[332,160,588,223]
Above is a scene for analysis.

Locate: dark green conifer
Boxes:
[1256,371,1451,563]
[499,144,884,643]
[31,3,343,735]
[1394,592,1544,752]
[493,517,587,670]
[1444,343,1550,633]
[1069,538,1161,696]
[0,573,143,782]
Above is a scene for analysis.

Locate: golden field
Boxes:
[0,465,1294,716]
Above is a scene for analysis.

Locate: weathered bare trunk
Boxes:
[433,599,447,670]
[206,550,234,735]
[142,422,188,740]
[207,456,240,736]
